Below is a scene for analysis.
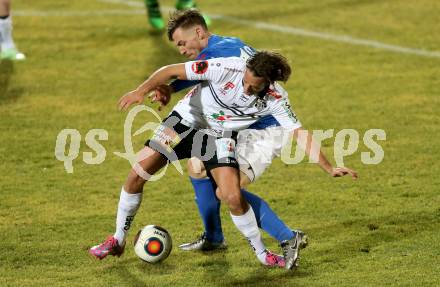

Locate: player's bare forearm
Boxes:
[316,149,333,174]
[293,128,332,174]
[292,128,357,179]
[293,128,358,179]
[136,64,186,95]
[118,64,186,111]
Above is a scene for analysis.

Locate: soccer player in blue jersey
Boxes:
[153,9,308,263]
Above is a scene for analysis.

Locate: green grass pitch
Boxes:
[1,0,439,286]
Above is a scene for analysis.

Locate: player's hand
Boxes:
[331,167,358,179]
[118,90,144,111]
[148,84,173,111]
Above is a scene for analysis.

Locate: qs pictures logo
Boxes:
[54,105,183,181]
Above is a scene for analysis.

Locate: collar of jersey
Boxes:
[197,35,222,59]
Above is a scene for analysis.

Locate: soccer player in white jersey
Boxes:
[90,50,357,270]
[162,9,308,255]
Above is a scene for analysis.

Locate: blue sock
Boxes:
[189,177,224,243]
[242,189,295,241]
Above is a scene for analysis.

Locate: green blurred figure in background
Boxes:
[0,0,24,60]
[145,0,211,30]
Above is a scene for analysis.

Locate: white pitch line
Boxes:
[16,0,440,59]
[212,16,440,59]
[98,0,144,8]
[97,0,440,59]
[14,10,145,17]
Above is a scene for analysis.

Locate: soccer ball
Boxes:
[133,225,172,263]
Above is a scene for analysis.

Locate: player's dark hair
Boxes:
[167,9,208,41]
[246,51,292,83]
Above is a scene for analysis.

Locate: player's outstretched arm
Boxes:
[118,64,187,111]
[293,127,358,179]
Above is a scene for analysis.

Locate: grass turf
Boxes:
[1,0,439,286]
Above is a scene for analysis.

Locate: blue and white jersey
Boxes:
[170,35,280,130]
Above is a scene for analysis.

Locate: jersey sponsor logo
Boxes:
[210,110,232,124]
[254,98,268,110]
[223,82,235,90]
[267,88,282,100]
[239,94,250,102]
[225,67,243,73]
[191,61,208,74]
[208,83,246,116]
[282,101,298,122]
[219,81,235,96]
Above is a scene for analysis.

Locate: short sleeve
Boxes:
[184,57,244,84]
[270,98,302,132]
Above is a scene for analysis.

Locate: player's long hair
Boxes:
[247,51,292,83]
[167,9,208,41]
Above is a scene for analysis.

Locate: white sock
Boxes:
[0,16,16,50]
[113,187,142,245]
[230,206,267,264]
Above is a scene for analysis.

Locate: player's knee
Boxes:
[187,157,207,179]
[215,184,245,213]
[215,187,222,200]
[222,190,242,208]
[126,168,147,193]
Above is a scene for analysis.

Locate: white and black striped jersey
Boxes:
[172,57,301,135]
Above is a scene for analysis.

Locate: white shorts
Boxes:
[236,127,290,182]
